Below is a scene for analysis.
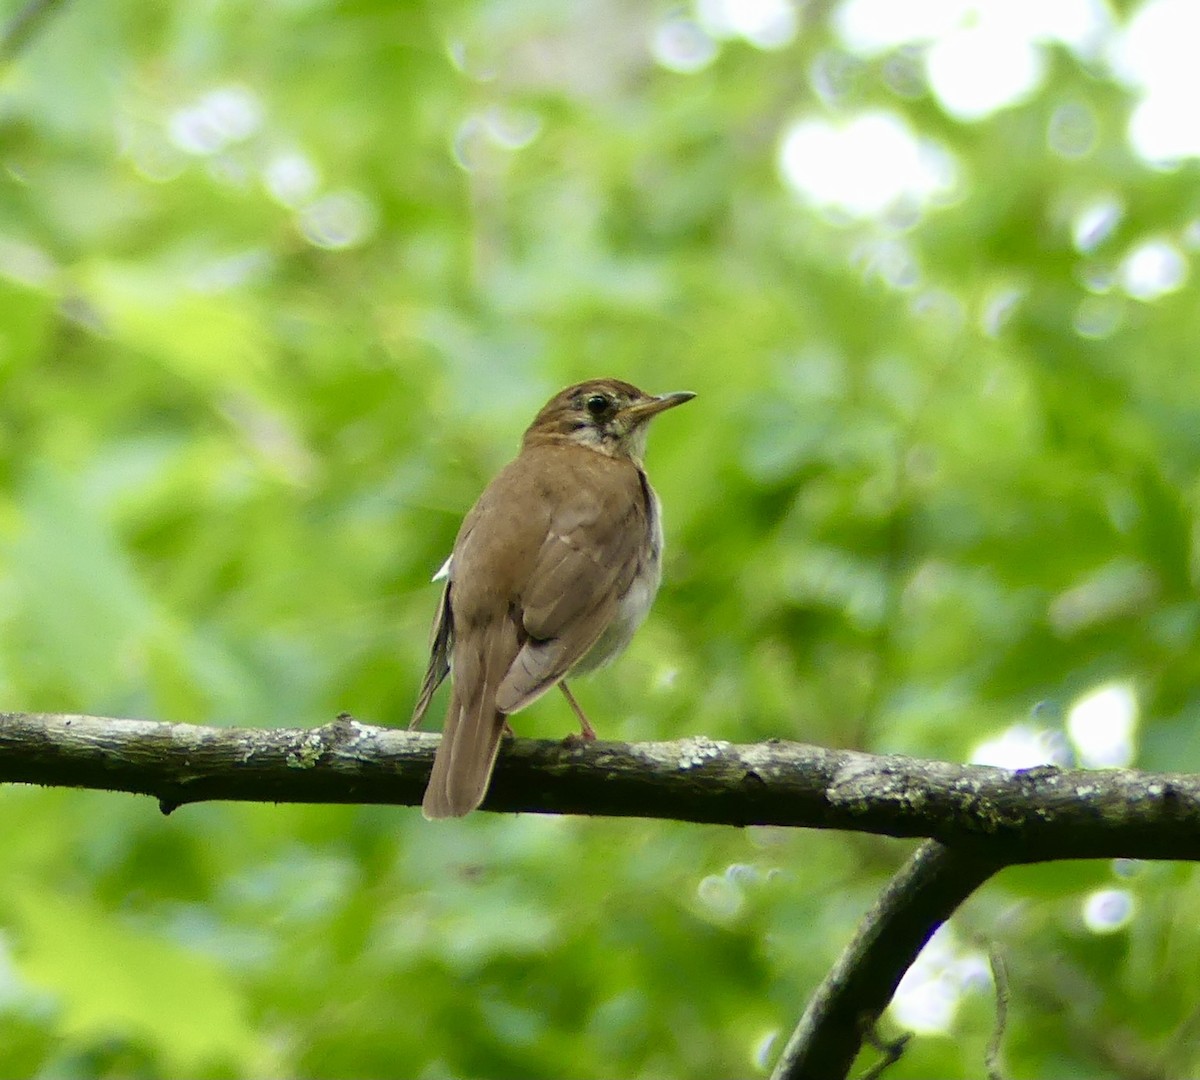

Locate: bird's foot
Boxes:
[558,681,597,740]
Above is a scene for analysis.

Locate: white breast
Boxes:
[573,480,664,675]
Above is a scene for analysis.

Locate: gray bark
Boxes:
[0,711,1196,862]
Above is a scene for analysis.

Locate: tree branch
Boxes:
[771,841,1000,1080]
[6,709,1197,1080]
[0,711,1199,861]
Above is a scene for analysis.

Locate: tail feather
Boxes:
[421,616,517,819]
[421,690,506,819]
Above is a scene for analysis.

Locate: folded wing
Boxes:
[494,454,649,714]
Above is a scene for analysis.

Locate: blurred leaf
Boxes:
[11,887,261,1075]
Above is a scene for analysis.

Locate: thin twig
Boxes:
[858,1026,911,1080]
[986,943,1009,1080]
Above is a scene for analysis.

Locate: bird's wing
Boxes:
[494,458,649,714]
[409,577,453,730]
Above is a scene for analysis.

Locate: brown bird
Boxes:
[409,378,694,819]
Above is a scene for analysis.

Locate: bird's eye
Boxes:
[585,394,610,417]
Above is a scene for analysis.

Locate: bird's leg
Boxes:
[558,681,597,741]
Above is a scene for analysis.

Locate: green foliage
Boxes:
[1,0,1199,1076]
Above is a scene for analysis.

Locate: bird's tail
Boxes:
[421,621,515,819]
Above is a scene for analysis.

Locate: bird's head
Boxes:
[523,379,695,463]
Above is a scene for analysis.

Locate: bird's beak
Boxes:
[621,391,696,424]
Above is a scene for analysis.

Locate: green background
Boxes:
[2,1,1200,1076]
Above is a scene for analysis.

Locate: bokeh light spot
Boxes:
[1048,100,1099,158]
[1082,887,1135,933]
[752,1030,779,1072]
[296,191,376,250]
[970,723,1069,769]
[891,925,990,1035]
[980,284,1025,336]
[1119,238,1188,300]
[696,873,744,919]
[452,107,543,172]
[1067,682,1138,768]
[698,0,798,50]
[1073,296,1123,338]
[926,21,1044,121]
[652,17,719,72]
[1072,195,1124,253]
[1112,0,1200,162]
[778,111,956,219]
[837,0,1109,121]
[0,236,56,288]
[263,152,320,209]
[167,86,263,156]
